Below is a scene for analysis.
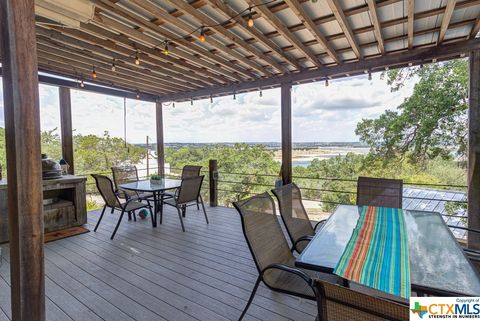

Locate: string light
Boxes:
[259,90,262,97]
[325,79,329,87]
[368,71,372,81]
[111,59,116,72]
[191,98,193,105]
[135,51,140,65]
[163,41,169,55]
[385,66,389,71]
[210,95,213,103]
[136,91,140,99]
[199,26,206,42]
[233,90,236,100]
[80,79,85,88]
[420,63,424,69]
[92,66,97,79]
[432,58,437,63]
[173,102,176,108]
[247,7,254,27]
[408,62,413,67]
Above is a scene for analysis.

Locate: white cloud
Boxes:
[0,73,417,143]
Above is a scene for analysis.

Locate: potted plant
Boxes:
[150,174,163,185]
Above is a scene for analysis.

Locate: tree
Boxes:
[355,59,468,165]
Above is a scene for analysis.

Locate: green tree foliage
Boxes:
[355,59,468,164]
[165,144,280,206]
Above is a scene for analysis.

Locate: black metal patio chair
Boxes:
[272,183,326,253]
[233,192,338,321]
[92,174,153,240]
[357,176,403,208]
[315,279,409,321]
[162,175,208,232]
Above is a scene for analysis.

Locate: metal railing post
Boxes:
[209,159,218,207]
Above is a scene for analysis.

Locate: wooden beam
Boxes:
[469,50,480,250]
[284,0,340,63]
[0,0,45,320]
[59,87,74,174]
[162,0,282,75]
[471,16,480,38]
[438,0,457,44]
[159,38,480,102]
[248,0,322,68]
[367,0,385,54]
[206,0,302,70]
[156,102,165,177]
[281,83,292,185]
[407,0,415,49]
[326,0,362,58]
[95,0,257,79]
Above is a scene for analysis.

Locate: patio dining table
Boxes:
[296,205,480,297]
[119,178,182,227]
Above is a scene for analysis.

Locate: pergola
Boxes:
[2,0,480,319]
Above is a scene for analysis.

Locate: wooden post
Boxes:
[469,50,480,250]
[59,87,74,174]
[209,159,218,207]
[0,0,46,320]
[156,102,165,177]
[281,83,292,185]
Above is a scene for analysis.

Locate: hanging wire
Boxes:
[124,97,127,149]
[152,0,278,50]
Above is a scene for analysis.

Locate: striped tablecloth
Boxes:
[333,206,410,298]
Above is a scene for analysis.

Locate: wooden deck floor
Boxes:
[0,205,317,321]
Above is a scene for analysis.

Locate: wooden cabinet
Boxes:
[0,175,87,243]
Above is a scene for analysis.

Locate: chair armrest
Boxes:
[261,263,314,288]
[314,219,326,231]
[448,225,480,234]
[293,235,314,253]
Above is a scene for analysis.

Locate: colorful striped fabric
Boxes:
[333,206,410,298]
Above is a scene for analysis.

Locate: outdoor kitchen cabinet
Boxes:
[0,175,87,243]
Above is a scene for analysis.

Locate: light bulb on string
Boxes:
[210,95,213,103]
[233,90,236,100]
[163,41,169,55]
[325,79,329,87]
[199,26,206,42]
[191,98,193,106]
[80,79,85,88]
[173,102,176,108]
[247,7,254,27]
[259,90,262,97]
[136,91,140,99]
[111,59,116,72]
[368,71,372,81]
[135,51,140,65]
[92,66,97,79]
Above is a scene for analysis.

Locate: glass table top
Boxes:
[296,205,480,296]
[119,179,181,192]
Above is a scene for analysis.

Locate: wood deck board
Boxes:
[0,206,318,321]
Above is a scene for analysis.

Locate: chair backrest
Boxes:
[315,280,409,321]
[272,183,314,246]
[357,176,403,208]
[92,174,121,208]
[111,166,139,198]
[233,193,294,274]
[181,165,202,179]
[177,175,204,204]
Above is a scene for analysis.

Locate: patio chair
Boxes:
[314,279,409,321]
[111,165,148,199]
[447,225,480,264]
[92,174,153,240]
[164,165,203,213]
[357,176,403,208]
[272,183,326,253]
[233,192,338,321]
[162,175,208,232]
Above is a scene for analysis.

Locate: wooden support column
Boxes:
[469,50,480,250]
[209,160,218,207]
[156,102,165,177]
[0,0,46,320]
[281,83,292,185]
[59,87,74,174]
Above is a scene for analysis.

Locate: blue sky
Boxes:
[0,73,415,144]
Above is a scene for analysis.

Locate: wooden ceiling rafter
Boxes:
[438,0,457,43]
[115,0,257,81]
[93,0,252,80]
[36,40,194,93]
[407,0,415,49]
[205,0,302,70]
[283,0,340,63]
[326,0,361,58]
[161,0,287,74]
[366,0,385,54]
[248,0,323,68]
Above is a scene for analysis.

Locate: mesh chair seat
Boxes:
[315,280,409,321]
[124,200,151,212]
[263,258,337,299]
